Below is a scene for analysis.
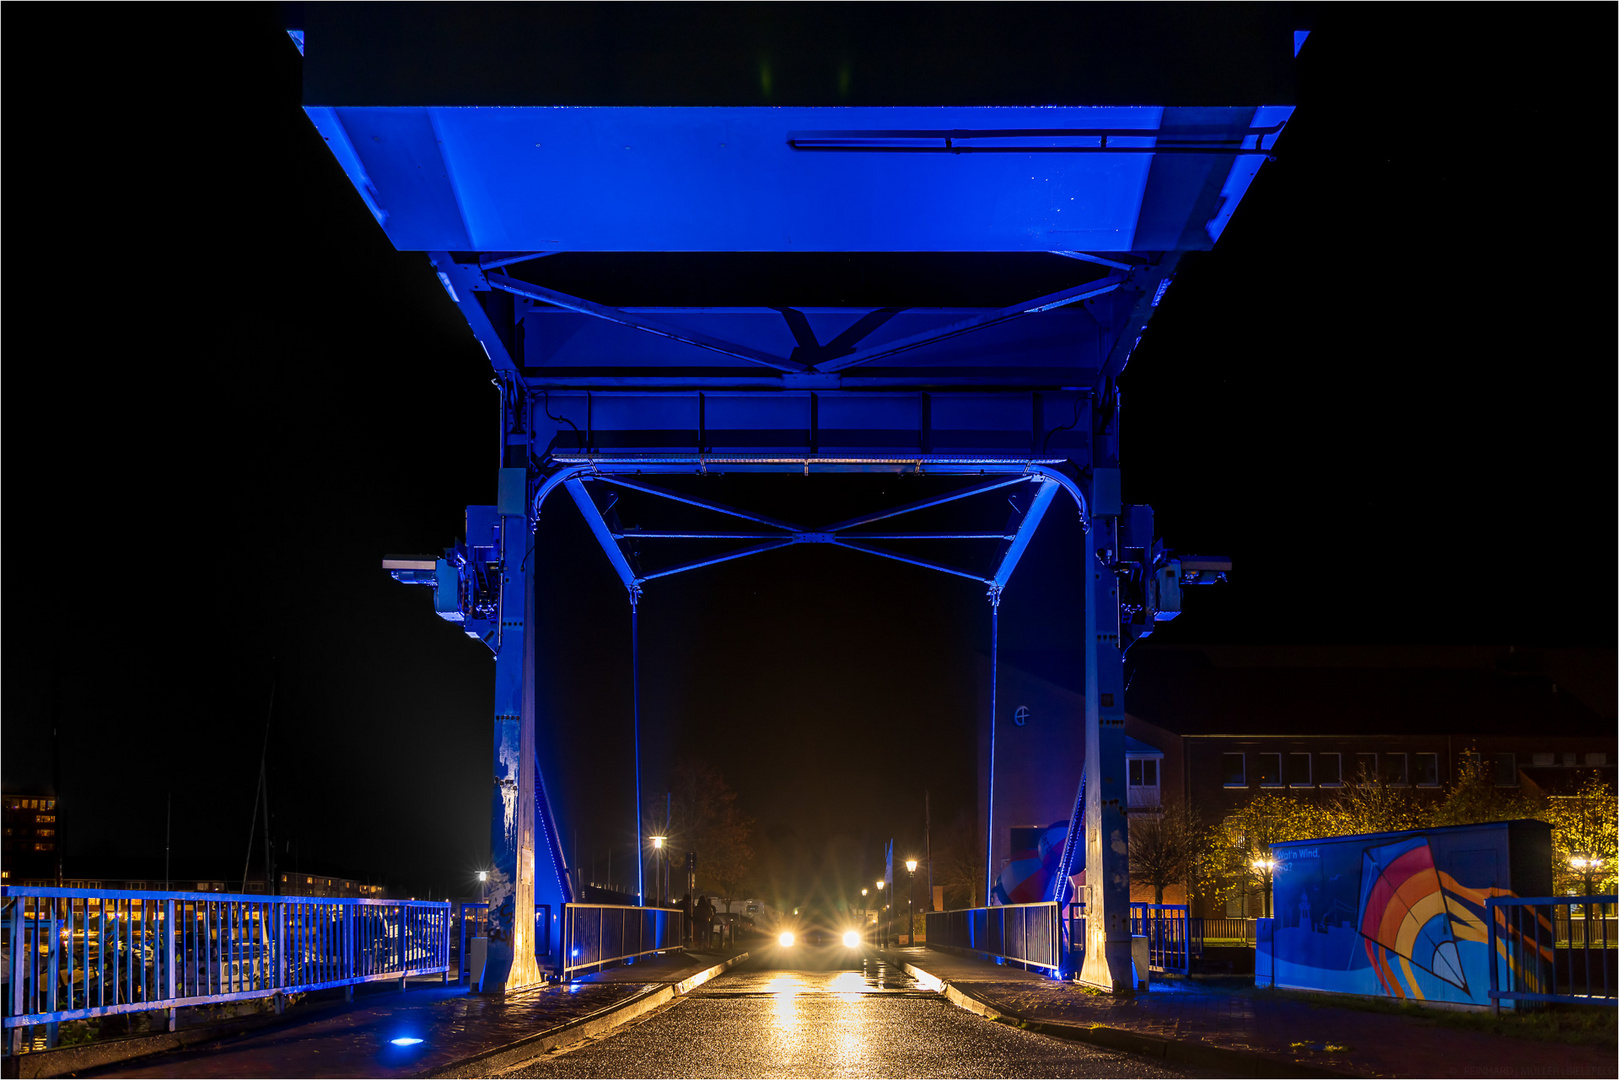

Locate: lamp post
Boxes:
[1571,852,1602,943]
[905,859,919,946]
[650,836,666,907]
[1251,856,1277,919]
[861,887,869,943]
[875,880,886,948]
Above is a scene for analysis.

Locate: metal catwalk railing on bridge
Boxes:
[924,902,1062,974]
[560,904,681,980]
[1130,903,1191,974]
[2,887,449,1054]
[1487,895,1618,1010]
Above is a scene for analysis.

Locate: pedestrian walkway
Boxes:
[889,946,1616,1078]
[76,949,744,1079]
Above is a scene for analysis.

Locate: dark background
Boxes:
[4,5,1612,902]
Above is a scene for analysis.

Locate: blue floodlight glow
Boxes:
[390,1037,424,1047]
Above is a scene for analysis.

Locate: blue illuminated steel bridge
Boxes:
[293,9,1302,997]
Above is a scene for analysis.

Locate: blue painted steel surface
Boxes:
[323,14,1298,996]
[1487,895,1617,1009]
[305,107,1287,253]
[561,904,681,981]
[2,888,448,1049]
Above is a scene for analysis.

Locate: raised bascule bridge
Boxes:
[297,9,1301,994]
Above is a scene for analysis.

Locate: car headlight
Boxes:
[778,931,795,947]
[842,930,860,948]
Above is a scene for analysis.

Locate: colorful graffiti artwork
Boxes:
[993,822,1070,905]
[1263,820,1552,1006]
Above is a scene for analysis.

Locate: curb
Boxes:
[420,951,749,1078]
[892,956,1360,1080]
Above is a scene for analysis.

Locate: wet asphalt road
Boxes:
[511,951,1214,1079]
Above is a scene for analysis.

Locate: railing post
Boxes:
[9,896,25,1056]
[166,899,178,1032]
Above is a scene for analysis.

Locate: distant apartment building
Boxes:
[279,872,387,899]
[2,793,60,883]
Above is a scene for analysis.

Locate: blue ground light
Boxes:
[390,1037,424,1047]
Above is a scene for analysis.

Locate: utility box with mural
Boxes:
[1257,820,1552,1007]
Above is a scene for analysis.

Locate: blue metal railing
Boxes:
[2,887,449,1054]
[924,902,1062,974]
[1487,894,1618,1010]
[1130,903,1191,974]
[560,904,681,980]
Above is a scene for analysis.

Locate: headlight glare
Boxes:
[778,931,795,947]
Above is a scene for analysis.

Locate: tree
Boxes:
[1542,773,1618,894]
[1129,803,1206,905]
[1431,748,1541,828]
[932,811,985,909]
[1216,793,1327,916]
[664,757,756,912]
[1321,763,1428,837]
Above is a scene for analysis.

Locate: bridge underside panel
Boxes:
[312,106,1286,253]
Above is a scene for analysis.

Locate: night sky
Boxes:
[5,6,1612,902]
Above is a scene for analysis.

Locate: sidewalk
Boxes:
[56,949,745,1080]
[889,946,1616,1079]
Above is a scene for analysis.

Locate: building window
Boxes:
[45,800,54,810]
[1222,753,1246,787]
[33,843,51,851]
[1494,753,1518,787]
[1287,753,1312,787]
[1129,759,1158,787]
[1354,753,1378,784]
[1318,752,1343,787]
[1531,752,1554,767]
[1385,753,1410,786]
[1586,753,1608,766]
[1258,753,1283,787]
[35,829,54,838]
[36,815,54,824]
[1415,753,1440,787]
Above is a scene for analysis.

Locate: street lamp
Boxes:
[875,880,886,948]
[905,859,919,947]
[1570,852,1603,938]
[650,836,667,907]
[1250,856,1277,919]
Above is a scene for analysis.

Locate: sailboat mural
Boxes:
[1357,836,1467,996]
[1262,820,1553,1007]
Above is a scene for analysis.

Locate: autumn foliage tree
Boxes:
[1128,803,1208,905]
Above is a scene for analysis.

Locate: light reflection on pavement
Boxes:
[513,955,1214,1079]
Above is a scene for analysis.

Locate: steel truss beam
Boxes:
[563,472,1066,592]
[485,270,1125,379]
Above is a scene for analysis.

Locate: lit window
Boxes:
[36,829,54,838]
[34,843,51,851]
[1415,753,1440,787]
[1258,753,1283,787]
[306,877,313,884]
[1318,753,1343,786]
[1222,753,1246,787]
[45,800,54,810]
[1287,753,1312,787]
[36,816,54,823]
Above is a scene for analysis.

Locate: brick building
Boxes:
[978,645,1615,912]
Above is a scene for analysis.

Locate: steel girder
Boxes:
[320,11,1295,995]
